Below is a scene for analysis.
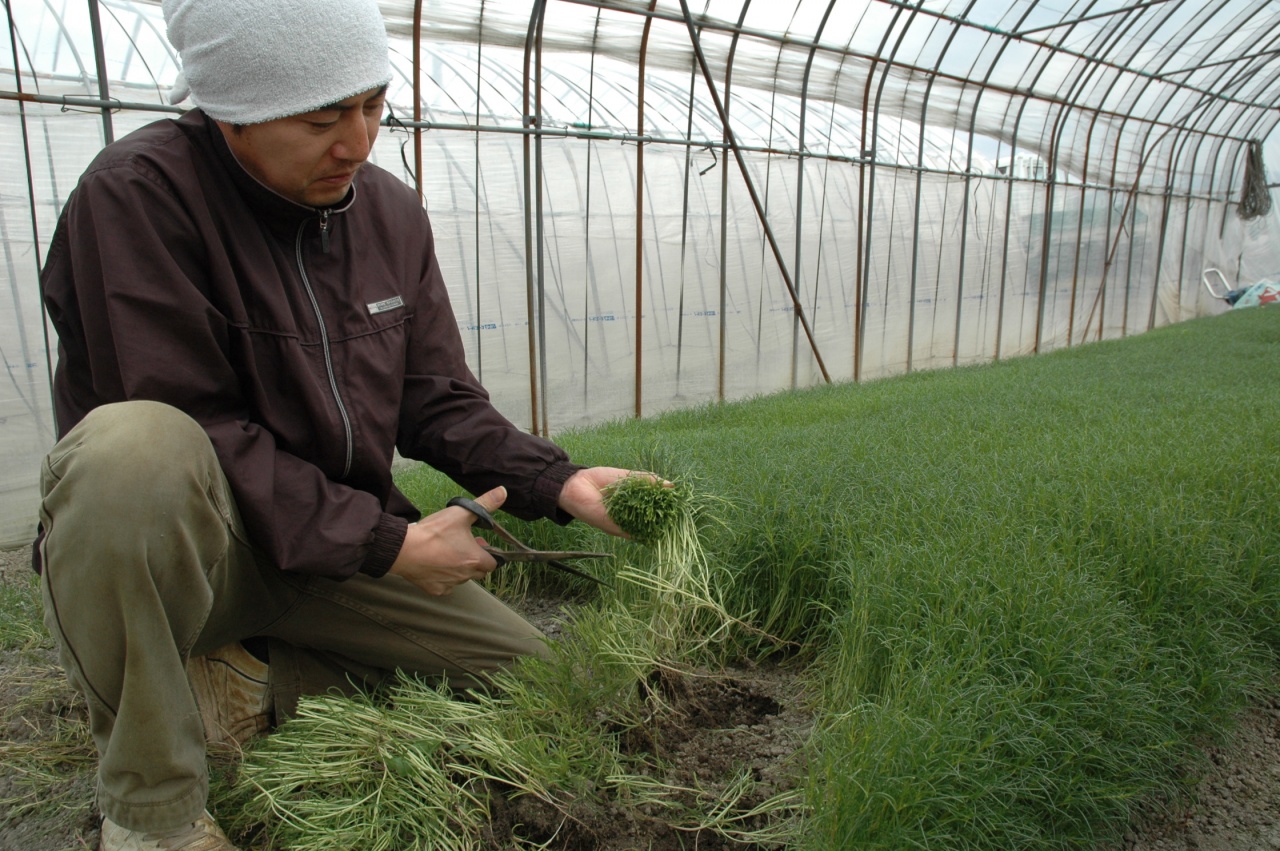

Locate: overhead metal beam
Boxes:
[1013,0,1171,36]
[1155,48,1280,79]
[564,0,1275,148]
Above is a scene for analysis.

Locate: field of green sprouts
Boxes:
[223,307,1280,849]
[4,308,1277,850]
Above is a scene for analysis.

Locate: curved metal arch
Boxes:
[859,0,928,375]
[904,1,976,372]
[800,7,877,379]
[983,4,1095,358]
[1039,0,1190,346]
[790,0,838,385]
[951,8,1018,367]
[521,0,548,435]
[32,0,93,91]
[1026,3,1139,351]
[1070,0,1218,337]
[1102,1,1241,329]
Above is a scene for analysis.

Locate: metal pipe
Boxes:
[856,2,909,381]
[674,46,698,395]
[1155,48,1280,79]
[634,0,657,419]
[717,1,753,401]
[471,4,486,377]
[412,0,424,201]
[1034,0,1157,352]
[793,0,838,385]
[1117,14,1230,337]
[1054,0,1182,342]
[675,0,831,384]
[990,74,1040,358]
[1066,0,1219,339]
[4,0,56,418]
[580,10,603,413]
[520,1,546,435]
[1025,1,1146,351]
[1014,0,1171,36]
[812,14,872,377]
[1092,19,1272,334]
[564,0,1275,118]
[86,0,114,144]
[533,7,550,434]
[0,88,1247,204]
[871,0,1275,116]
[908,4,973,371]
[1044,2,1136,348]
[957,0,1043,363]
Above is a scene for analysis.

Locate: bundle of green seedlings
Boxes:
[225,472,802,850]
[600,472,741,663]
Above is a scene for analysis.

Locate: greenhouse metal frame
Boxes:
[2,0,1279,545]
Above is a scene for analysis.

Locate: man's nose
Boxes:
[332,113,373,162]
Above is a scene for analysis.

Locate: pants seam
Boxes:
[40,522,118,718]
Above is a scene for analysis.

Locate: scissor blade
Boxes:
[479,546,612,587]
[502,551,613,562]
[544,558,611,587]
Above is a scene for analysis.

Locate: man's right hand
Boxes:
[387,486,507,596]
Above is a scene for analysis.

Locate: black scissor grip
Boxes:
[447,496,495,530]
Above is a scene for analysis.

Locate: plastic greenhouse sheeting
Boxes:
[2,0,1279,546]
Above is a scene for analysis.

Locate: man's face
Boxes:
[218,85,387,208]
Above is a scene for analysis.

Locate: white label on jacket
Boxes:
[367,295,405,315]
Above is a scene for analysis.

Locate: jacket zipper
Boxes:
[318,208,331,252]
[295,212,353,478]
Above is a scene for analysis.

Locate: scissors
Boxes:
[447,496,612,587]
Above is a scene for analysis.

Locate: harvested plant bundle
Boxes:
[604,473,736,661]
[228,473,799,850]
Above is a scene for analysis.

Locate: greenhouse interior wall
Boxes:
[2,0,1279,547]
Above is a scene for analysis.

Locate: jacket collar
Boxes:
[197,109,357,238]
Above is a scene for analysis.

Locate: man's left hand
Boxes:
[558,467,639,538]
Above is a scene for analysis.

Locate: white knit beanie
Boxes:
[163,0,392,125]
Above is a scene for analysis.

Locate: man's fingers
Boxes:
[473,486,507,515]
[447,486,508,529]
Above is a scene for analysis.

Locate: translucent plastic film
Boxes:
[1,0,1278,544]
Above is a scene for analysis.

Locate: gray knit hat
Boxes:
[163,0,393,125]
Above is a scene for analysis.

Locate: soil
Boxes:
[3,543,1280,851]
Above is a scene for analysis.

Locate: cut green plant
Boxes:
[601,473,688,545]
[230,606,805,850]
[229,472,803,850]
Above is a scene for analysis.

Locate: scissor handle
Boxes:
[447,496,495,530]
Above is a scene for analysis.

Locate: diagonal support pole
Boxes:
[675,0,832,384]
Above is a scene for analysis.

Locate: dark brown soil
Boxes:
[484,665,809,851]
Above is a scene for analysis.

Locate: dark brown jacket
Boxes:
[40,109,579,579]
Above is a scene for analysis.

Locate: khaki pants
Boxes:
[38,401,549,832]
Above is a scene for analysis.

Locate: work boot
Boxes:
[99,811,239,850]
[186,641,272,753]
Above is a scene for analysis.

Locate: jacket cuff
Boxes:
[360,513,409,578]
[533,460,586,526]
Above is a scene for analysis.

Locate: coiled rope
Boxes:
[1238,139,1272,221]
